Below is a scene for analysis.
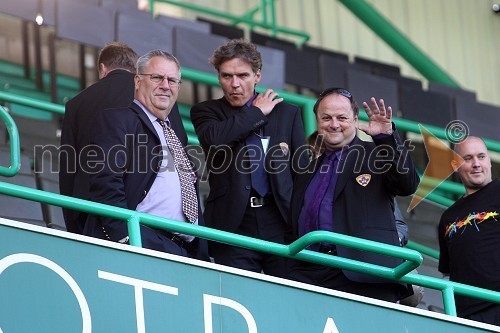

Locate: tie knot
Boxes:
[157,118,169,129]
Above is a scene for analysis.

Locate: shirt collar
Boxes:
[324,137,356,160]
[134,99,170,126]
[245,91,258,108]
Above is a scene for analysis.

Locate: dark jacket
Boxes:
[191,97,309,233]
[83,102,208,261]
[59,70,187,234]
[287,132,419,284]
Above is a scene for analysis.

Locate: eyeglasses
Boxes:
[139,73,182,87]
[319,87,352,101]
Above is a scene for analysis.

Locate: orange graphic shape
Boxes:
[408,125,465,211]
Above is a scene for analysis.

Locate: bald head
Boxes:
[452,136,492,195]
[454,136,487,156]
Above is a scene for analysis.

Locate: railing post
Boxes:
[149,0,155,15]
[302,100,317,136]
[127,215,142,247]
[259,0,268,25]
[0,106,21,177]
[267,0,278,37]
[442,286,457,316]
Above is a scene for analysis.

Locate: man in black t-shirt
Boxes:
[438,136,500,326]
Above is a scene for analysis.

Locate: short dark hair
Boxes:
[210,39,262,74]
[98,42,138,72]
[313,87,359,117]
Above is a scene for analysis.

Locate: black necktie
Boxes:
[245,131,270,197]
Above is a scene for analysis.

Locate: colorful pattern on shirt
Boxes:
[445,211,499,238]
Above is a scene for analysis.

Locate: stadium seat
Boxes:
[256,45,285,91]
[250,31,295,48]
[354,56,401,78]
[0,147,45,227]
[173,27,227,73]
[10,114,60,155]
[0,0,42,22]
[56,1,114,48]
[197,17,244,39]
[319,54,350,91]
[346,68,399,112]
[266,40,321,93]
[116,10,173,55]
[455,99,500,142]
[157,14,211,34]
[400,87,454,128]
[33,151,66,230]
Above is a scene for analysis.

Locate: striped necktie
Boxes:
[157,119,198,223]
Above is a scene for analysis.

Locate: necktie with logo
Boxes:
[157,119,198,223]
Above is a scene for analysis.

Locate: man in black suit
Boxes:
[191,39,308,276]
[59,42,187,235]
[83,50,209,260]
[286,88,419,302]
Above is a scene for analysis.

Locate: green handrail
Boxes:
[407,240,440,260]
[288,230,421,279]
[0,105,21,177]
[0,91,200,145]
[3,74,500,205]
[149,0,311,46]
[3,179,500,317]
[338,0,460,87]
[2,105,500,318]
[177,69,500,153]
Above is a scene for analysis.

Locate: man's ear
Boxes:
[134,74,141,90]
[98,63,107,79]
[254,69,261,85]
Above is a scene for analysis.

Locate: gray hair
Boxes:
[136,50,181,78]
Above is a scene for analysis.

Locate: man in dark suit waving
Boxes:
[286,88,419,302]
[83,50,208,260]
[191,39,308,276]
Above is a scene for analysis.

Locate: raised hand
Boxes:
[252,89,283,116]
[359,97,393,136]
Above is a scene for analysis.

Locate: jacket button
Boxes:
[245,185,251,190]
[144,190,147,196]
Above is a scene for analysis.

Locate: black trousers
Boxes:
[287,258,412,303]
[210,199,287,278]
[465,304,500,326]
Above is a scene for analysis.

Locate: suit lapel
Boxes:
[220,97,240,121]
[333,136,363,201]
[295,156,323,209]
[130,101,161,142]
[262,106,277,141]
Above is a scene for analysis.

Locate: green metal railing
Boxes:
[2,77,500,206]
[149,0,310,46]
[0,106,20,177]
[2,101,500,318]
[0,91,200,146]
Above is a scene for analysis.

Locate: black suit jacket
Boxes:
[287,131,419,284]
[191,97,308,233]
[83,102,208,260]
[59,70,187,234]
